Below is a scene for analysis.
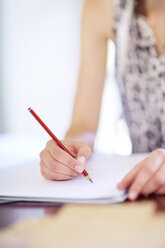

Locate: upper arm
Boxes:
[70,0,114,134]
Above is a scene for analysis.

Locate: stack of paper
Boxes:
[0,153,147,204]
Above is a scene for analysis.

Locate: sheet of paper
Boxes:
[0,153,148,203]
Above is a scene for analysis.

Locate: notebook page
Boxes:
[0,154,148,200]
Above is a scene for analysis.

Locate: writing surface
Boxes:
[0,153,148,203]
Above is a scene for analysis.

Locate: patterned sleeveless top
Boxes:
[114,0,165,153]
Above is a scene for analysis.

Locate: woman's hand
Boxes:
[117,148,165,200]
[40,139,91,181]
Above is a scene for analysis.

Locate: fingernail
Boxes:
[129,190,137,200]
[77,156,86,164]
[75,165,84,173]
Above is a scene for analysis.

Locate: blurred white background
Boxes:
[0,0,131,164]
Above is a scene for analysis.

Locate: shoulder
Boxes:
[82,0,115,40]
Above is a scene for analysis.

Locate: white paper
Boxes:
[0,153,148,204]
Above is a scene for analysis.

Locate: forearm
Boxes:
[64,0,114,152]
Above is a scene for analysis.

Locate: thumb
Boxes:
[76,144,91,165]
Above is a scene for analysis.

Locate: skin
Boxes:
[40,0,165,200]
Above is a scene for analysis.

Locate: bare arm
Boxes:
[65,0,114,150]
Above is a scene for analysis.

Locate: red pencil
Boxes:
[28,108,93,183]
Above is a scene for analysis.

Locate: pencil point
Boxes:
[89,178,93,183]
[28,107,31,111]
[86,175,93,183]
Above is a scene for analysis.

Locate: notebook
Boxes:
[0,153,147,204]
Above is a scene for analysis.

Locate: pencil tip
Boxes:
[28,107,31,111]
[89,178,93,183]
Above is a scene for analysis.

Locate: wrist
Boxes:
[65,130,95,151]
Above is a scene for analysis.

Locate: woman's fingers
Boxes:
[127,164,158,200]
[117,156,152,190]
[117,149,165,200]
[142,162,165,195]
[76,143,91,164]
[127,151,165,200]
[117,161,143,190]
[46,140,84,173]
[40,161,76,181]
[39,139,92,181]
[40,150,79,178]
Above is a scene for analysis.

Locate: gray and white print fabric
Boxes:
[114,0,165,152]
